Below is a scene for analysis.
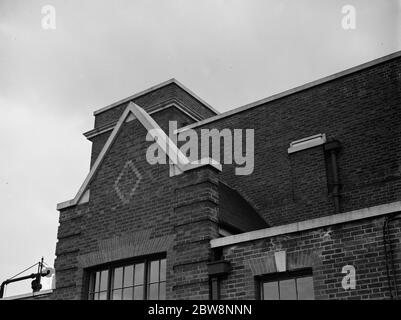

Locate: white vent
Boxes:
[288,133,326,154]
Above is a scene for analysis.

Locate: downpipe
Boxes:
[383,214,401,300]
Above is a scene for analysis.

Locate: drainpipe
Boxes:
[324,140,341,213]
[207,248,232,300]
[383,214,401,299]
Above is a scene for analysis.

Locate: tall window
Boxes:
[260,270,314,300]
[88,257,166,300]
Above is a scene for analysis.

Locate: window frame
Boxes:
[257,268,314,300]
[85,254,166,300]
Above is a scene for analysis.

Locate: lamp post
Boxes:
[0,258,50,299]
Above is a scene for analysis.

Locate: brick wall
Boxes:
[54,54,401,300]
[171,167,220,299]
[93,83,216,128]
[189,56,401,226]
[89,104,196,168]
[218,215,401,300]
[55,109,222,299]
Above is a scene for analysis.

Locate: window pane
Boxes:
[134,263,144,285]
[279,279,297,300]
[94,271,101,292]
[113,267,123,289]
[100,270,109,291]
[149,260,159,283]
[134,285,144,300]
[112,289,122,300]
[89,274,95,294]
[124,265,134,287]
[262,281,279,300]
[159,282,166,300]
[148,283,159,299]
[88,258,167,300]
[160,259,166,282]
[99,291,108,300]
[297,276,314,300]
[123,287,133,300]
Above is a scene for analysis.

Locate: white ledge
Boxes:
[184,158,222,172]
[170,157,222,176]
[84,101,203,140]
[0,289,53,300]
[57,199,75,210]
[288,133,326,154]
[177,50,401,134]
[210,201,401,248]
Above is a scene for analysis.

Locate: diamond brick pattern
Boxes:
[113,160,142,204]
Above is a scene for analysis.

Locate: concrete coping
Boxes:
[288,133,326,154]
[177,50,401,134]
[210,201,401,248]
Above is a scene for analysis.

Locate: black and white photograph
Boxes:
[0,0,400,312]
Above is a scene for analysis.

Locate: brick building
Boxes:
[52,51,401,300]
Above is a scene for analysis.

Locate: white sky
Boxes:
[0,0,400,297]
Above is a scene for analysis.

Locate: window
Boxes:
[88,257,166,300]
[260,270,314,300]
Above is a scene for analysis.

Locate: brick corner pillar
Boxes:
[53,206,86,300]
[170,165,220,299]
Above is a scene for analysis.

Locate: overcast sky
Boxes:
[0,0,400,297]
